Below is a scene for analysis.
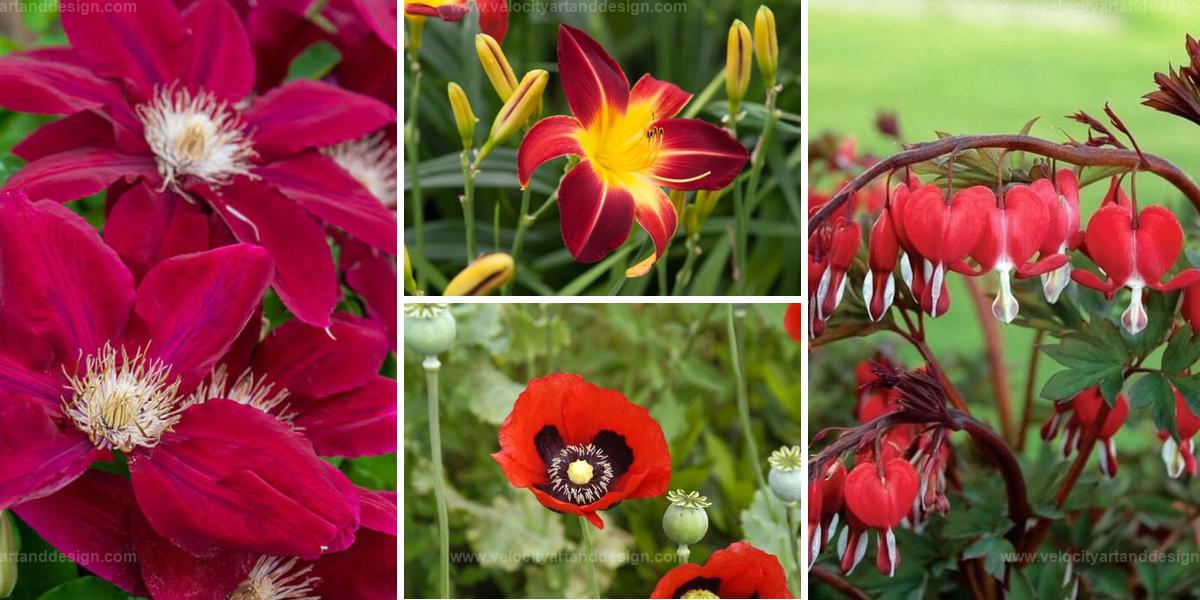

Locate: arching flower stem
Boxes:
[423,354,450,598]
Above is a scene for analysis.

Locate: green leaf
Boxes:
[961,535,1015,581]
[740,489,795,574]
[1170,374,1200,418]
[35,577,126,600]
[1040,365,1121,402]
[285,41,342,81]
[1163,330,1200,374]
[1128,372,1171,409]
[459,361,523,426]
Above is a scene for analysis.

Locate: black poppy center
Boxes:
[534,426,633,505]
[674,576,721,599]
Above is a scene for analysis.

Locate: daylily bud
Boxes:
[662,489,711,562]
[447,82,478,150]
[0,511,15,597]
[725,19,752,116]
[767,445,802,504]
[476,33,519,101]
[403,246,417,294]
[484,69,548,153]
[404,303,457,356]
[443,252,513,296]
[753,6,778,85]
[405,15,425,55]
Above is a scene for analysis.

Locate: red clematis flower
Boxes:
[517,25,748,275]
[0,0,397,328]
[651,541,792,598]
[1031,169,1083,303]
[902,184,991,317]
[842,457,918,577]
[492,373,670,529]
[404,0,508,43]
[784,303,801,342]
[0,194,359,562]
[1159,388,1200,479]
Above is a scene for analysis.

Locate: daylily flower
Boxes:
[492,373,671,529]
[1031,169,1083,303]
[650,541,792,598]
[841,457,918,577]
[902,184,991,317]
[0,0,397,327]
[517,25,748,276]
[784,303,802,342]
[0,194,359,561]
[404,0,508,43]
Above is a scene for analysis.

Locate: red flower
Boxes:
[1043,388,1129,478]
[517,25,748,275]
[901,184,991,317]
[404,0,508,43]
[492,373,670,529]
[650,541,792,599]
[1031,169,1083,303]
[784,303,801,342]
[842,458,918,577]
[1159,388,1200,479]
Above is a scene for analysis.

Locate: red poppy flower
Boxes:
[404,0,508,43]
[517,25,748,275]
[784,303,801,342]
[0,193,358,561]
[650,541,792,599]
[0,0,397,327]
[492,373,670,529]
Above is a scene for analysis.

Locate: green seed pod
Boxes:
[404,304,457,356]
[767,445,803,504]
[662,489,711,561]
[0,511,16,597]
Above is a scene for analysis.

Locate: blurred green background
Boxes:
[402,304,801,598]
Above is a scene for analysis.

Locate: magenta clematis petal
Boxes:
[59,0,189,96]
[310,527,396,600]
[219,304,263,377]
[0,394,103,509]
[243,80,396,159]
[340,238,397,349]
[129,399,360,559]
[356,487,397,535]
[351,0,398,49]
[14,471,146,595]
[1,146,160,203]
[131,508,255,600]
[202,177,337,328]
[13,110,116,162]
[292,376,397,458]
[125,244,272,393]
[0,312,60,402]
[179,0,256,101]
[243,0,328,92]
[557,160,636,262]
[252,314,389,399]
[334,32,397,104]
[0,49,126,115]
[0,195,134,362]
[103,184,212,282]
[256,153,397,254]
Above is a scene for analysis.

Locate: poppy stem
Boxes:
[424,356,451,599]
[784,503,803,597]
[579,516,600,598]
[726,304,767,490]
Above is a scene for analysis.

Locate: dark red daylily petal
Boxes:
[204,177,337,328]
[477,0,508,43]
[125,244,272,393]
[1,146,160,203]
[403,1,468,22]
[310,527,397,600]
[243,80,396,160]
[557,161,635,262]
[14,471,146,595]
[13,110,116,162]
[629,74,691,120]
[517,115,583,188]
[340,238,397,349]
[0,49,126,115]
[0,394,103,509]
[252,314,388,399]
[627,179,678,276]
[557,24,629,128]
[130,399,360,559]
[647,118,748,190]
[103,184,212,282]
[0,195,134,362]
[650,541,792,599]
[292,375,397,458]
[179,0,256,100]
[256,152,397,254]
[59,0,189,96]
[131,507,255,600]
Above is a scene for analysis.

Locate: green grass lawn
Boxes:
[811,1,1200,453]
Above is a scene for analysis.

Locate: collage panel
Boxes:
[401,303,801,598]
[809,0,1200,598]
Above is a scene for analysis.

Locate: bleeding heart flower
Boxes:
[1069,388,1130,478]
[1031,169,1083,303]
[1159,388,1200,478]
[843,458,918,577]
[863,204,900,321]
[901,184,991,317]
[1182,281,1200,333]
[811,459,846,568]
[813,216,862,322]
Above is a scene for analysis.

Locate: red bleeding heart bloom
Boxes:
[1031,169,1083,303]
[784,303,801,342]
[811,215,862,325]
[517,25,748,275]
[404,0,508,43]
[1159,388,1200,479]
[810,459,846,568]
[0,194,359,562]
[841,458,918,577]
[863,201,900,321]
[1043,388,1129,478]
[0,0,397,328]
[650,541,793,599]
[492,373,671,529]
[902,184,991,317]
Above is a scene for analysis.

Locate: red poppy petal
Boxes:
[1,146,160,204]
[179,0,254,101]
[627,178,678,277]
[14,471,146,595]
[528,486,616,529]
[252,314,389,398]
[517,115,583,187]
[59,0,189,95]
[784,303,801,342]
[103,184,211,282]
[126,244,272,393]
[648,118,748,190]
[0,50,125,115]
[492,449,545,489]
[650,563,706,598]
[243,80,396,160]
[0,394,101,509]
[495,373,581,478]
[557,161,635,262]
[557,24,629,128]
[292,376,397,458]
[705,541,793,599]
[629,74,691,120]
[131,508,254,600]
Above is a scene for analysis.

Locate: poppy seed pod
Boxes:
[725,19,752,115]
[485,69,549,152]
[767,445,803,504]
[447,82,478,150]
[443,253,513,296]
[403,303,457,356]
[662,489,711,560]
[476,33,520,101]
[754,6,778,85]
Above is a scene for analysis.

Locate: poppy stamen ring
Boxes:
[549,443,614,505]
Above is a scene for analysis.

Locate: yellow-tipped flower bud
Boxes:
[405,15,425,55]
[476,33,519,101]
[447,82,478,150]
[443,253,514,296]
[486,69,548,149]
[403,246,417,294]
[726,19,752,115]
[0,511,15,597]
[754,6,778,85]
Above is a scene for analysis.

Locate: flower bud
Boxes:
[662,489,711,562]
[476,33,519,101]
[443,253,513,296]
[447,82,478,150]
[0,511,15,597]
[725,19,752,115]
[753,6,778,85]
[767,445,803,504]
[486,69,549,149]
[405,15,425,55]
[403,246,417,294]
[404,303,457,356]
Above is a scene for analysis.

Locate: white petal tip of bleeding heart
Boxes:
[862,274,876,320]
[1097,439,1118,478]
[884,529,898,578]
[1121,287,1148,335]
[900,253,913,290]
[816,268,833,320]
[826,514,840,544]
[1162,437,1186,479]
[1041,264,1072,304]
[809,524,822,569]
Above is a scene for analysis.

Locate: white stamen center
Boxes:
[138,84,256,190]
[229,556,320,600]
[62,343,182,452]
[187,364,296,423]
[322,132,397,207]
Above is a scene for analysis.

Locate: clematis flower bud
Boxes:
[475,33,519,101]
[443,252,513,296]
[483,69,548,154]
[662,489,711,562]
[403,303,457,356]
[843,458,918,577]
[753,5,778,85]
[725,19,752,116]
[767,445,803,504]
[447,82,478,150]
[1160,388,1200,478]
[0,511,14,597]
